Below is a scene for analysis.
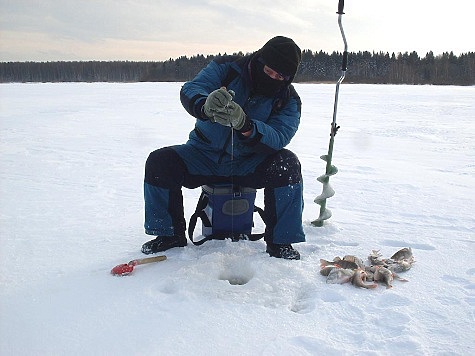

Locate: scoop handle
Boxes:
[133,255,167,265]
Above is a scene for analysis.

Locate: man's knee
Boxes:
[264,149,302,186]
[145,147,186,188]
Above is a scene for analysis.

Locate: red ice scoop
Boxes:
[111,255,167,276]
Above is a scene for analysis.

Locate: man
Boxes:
[142,36,305,259]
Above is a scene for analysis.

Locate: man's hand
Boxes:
[212,101,247,130]
[203,87,233,118]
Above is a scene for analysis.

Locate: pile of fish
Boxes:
[320,247,415,289]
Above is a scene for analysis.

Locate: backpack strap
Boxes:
[248,206,265,241]
[188,192,213,246]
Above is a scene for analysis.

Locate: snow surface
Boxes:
[1,82,474,355]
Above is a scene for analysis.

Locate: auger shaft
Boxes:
[312,0,348,227]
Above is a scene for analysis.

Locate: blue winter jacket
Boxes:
[179,55,302,176]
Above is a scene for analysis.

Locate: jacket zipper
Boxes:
[218,128,233,164]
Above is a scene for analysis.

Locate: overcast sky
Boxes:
[1,0,473,62]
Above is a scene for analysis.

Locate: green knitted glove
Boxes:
[203,88,233,118]
[212,101,247,130]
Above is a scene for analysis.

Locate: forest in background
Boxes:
[1,50,474,85]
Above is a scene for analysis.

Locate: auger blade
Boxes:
[314,183,335,204]
[311,208,332,227]
[316,166,338,183]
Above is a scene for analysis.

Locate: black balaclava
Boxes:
[251,36,302,97]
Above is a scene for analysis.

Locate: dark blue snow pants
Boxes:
[144,145,305,245]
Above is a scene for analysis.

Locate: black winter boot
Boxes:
[141,235,187,254]
[266,242,300,260]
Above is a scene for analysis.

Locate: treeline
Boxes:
[1,50,474,85]
[0,61,148,83]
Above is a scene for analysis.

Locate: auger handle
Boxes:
[337,0,348,71]
[337,0,345,14]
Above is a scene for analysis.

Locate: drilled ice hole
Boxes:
[219,259,255,285]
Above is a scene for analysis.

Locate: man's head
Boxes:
[252,36,301,96]
[258,36,302,78]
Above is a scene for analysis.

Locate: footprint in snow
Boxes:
[466,267,475,277]
[374,293,413,308]
[382,239,436,251]
[290,287,316,314]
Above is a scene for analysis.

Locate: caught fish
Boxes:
[368,248,415,271]
[374,265,411,288]
[326,268,355,284]
[368,250,387,266]
[342,255,365,269]
[352,268,378,289]
[321,257,359,270]
[373,266,394,288]
[388,260,413,273]
[331,257,360,270]
[391,247,413,262]
[320,265,336,276]
[364,266,376,282]
[320,258,337,267]
[321,248,414,290]
[390,247,415,271]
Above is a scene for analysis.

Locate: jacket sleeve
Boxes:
[243,87,302,154]
[180,59,230,120]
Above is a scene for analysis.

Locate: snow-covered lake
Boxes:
[1,82,474,355]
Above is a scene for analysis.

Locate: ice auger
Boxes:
[312,0,348,227]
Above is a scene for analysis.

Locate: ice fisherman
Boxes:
[142,36,305,259]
